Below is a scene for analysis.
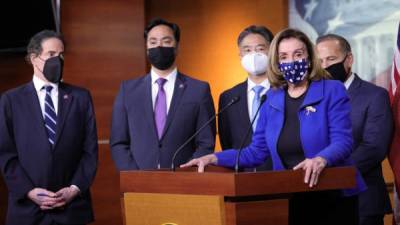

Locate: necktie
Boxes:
[44,85,57,146]
[251,85,264,131]
[154,78,167,139]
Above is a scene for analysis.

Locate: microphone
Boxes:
[234,94,267,173]
[171,96,240,171]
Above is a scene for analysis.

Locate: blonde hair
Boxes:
[267,28,330,88]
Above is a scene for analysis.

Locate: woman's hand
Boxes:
[293,156,327,187]
[180,154,218,172]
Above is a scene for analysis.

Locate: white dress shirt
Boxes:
[151,67,178,114]
[247,78,269,119]
[33,75,59,117]
[344,72,355,90]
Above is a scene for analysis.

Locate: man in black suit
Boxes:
[110,18,215,170]
[218,25,273,171]
[0,30,98,225]
[316,34,393,225]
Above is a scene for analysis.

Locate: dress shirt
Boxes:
[151,67,178,114]
[344,72,355,90]
[33,75,59,117]
[247,78,269,119]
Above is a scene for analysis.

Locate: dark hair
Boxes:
[26,30,64,64]
[237,25,274,46]
[144,18,180,43]
[316,34,352,54]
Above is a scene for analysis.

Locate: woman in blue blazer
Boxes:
[182,28,366,225]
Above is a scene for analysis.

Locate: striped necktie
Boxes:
[44,85,57,146]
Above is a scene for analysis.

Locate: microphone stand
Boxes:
[234,95,267,173]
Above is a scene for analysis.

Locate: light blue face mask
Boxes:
[278,58,309,84]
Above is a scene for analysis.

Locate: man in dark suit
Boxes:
[218,25,273,171]
[110,18,215,170]
[316,34,393,225]
[0,30,98,225]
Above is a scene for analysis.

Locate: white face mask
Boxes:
[241,52,268,76]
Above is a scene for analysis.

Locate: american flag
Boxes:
[390,23,400,101]
[389,22,400,225]
[290,0,400,87]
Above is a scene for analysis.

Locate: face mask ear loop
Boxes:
[33,56,45,75]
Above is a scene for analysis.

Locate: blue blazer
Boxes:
[110,72,216,170]
[216,79,366,196]
[0,82,98,225]
[348,74,392,216]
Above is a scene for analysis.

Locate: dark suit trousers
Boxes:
[42,217,85,225]
[289,190,358,225]
[359,215,384,225]
[52,223,85,225]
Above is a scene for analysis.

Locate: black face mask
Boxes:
[325,55,349,83]
[42,56,64,83]
[148,46,176,70]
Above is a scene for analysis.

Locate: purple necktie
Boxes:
[155,78,167,139]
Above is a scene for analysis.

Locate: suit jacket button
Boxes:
[158,144,162,148]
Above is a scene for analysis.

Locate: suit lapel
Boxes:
[160,73,186,140]
[347,74,362,98]
[269,87,285,112]
[142,74,159,140]
[54,83,73,147]
[24,82,52,150]
[237,81,251,125]
[300,80,324,109]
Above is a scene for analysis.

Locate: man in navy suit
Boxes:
[0,30,98,225]
[110,18,215,170]
[316,34,393,225]
[218,25,273,171]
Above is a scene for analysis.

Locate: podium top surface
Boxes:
[119,166,356,197]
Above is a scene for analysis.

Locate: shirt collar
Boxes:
[247,77,269,93]
[32,75,59,92]
[344,72,355,90]
[151,67,178,85]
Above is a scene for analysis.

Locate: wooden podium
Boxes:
[120,166,356,225]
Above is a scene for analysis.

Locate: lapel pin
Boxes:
[64,94,69,99]
[305,106,316,115]
[179,84,184,89]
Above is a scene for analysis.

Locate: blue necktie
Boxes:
[251,85,264,131]
[44,86,57,146]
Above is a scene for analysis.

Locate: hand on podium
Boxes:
[293,156,327,188]
[180,154,218,172]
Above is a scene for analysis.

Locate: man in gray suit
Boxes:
[110,18,216,170]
